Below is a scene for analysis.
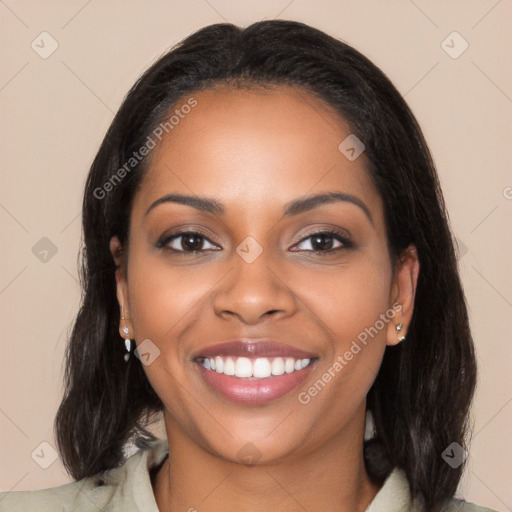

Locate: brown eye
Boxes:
[157,231,220,252]
[309,233,338,251]
[180,233,206,251]
[291,230,352,254]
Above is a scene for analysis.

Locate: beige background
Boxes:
[0,1,511,510]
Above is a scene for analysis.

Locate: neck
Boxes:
[153,412,381,512]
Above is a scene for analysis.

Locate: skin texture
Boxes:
[110,85,419,512]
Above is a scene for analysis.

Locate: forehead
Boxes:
[133,85,381,220]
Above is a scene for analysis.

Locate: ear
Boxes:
[110,236,134,339]
[386,245,420,346]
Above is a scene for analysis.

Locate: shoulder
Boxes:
[0,438,169,512]
[365,468,499,512]
[442,498,498,512]
[0,478,103,512]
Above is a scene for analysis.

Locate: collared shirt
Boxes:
[0,439,496,511]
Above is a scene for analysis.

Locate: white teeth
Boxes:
[200,356,312,379]
[271,357,285,375]
[235,357,253,378]
[224,357,235,375]
[284,357,295,373]
[253,358,272,378]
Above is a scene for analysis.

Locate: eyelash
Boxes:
[156,229,353,256]
[291,229,353,254]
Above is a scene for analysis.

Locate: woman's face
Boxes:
[112,85,417,464]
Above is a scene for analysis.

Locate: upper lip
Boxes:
[191,338,317,360]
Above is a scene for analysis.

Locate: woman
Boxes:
[0,20,496,512]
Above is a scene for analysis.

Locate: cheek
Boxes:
[293,255,392,403]
[127,255,215,343]
[294,256,392,346]
[125,254,219,406]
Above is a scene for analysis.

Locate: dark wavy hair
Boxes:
[55,20,477,512]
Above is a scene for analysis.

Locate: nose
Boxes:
[213,249,298,326]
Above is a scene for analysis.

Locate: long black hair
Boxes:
[55,20,477,512]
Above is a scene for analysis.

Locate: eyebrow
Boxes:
[145,194,224,217]
[283,192,372,224]
[145,191,373,224]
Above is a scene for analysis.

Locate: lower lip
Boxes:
[196,362,315,405]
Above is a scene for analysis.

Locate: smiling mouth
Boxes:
[196,355,314,379]
[191,338,318,404]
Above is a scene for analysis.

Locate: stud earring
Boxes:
[395,322,406,343]
[123,326,131,362]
